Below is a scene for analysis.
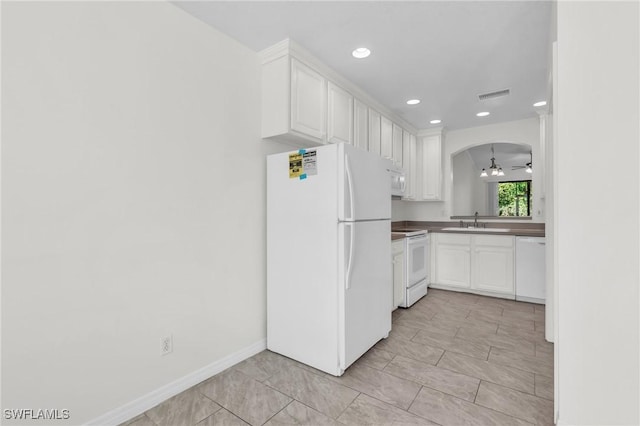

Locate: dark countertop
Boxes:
[391,234,406,241]
[391,220,545,238]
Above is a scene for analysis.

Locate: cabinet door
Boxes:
[368,109,381,156]
[402,133,416,200]
[434,234,471,288]
[392,249,405,309]
[327,82,353,144]
[380,115,393,160]
[392,124,403,167]
[472,236,515,295]
[420,134,442,200]
[291,58,326,141]
[353,99,369,151]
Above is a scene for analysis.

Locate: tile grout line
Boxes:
[473,382,542,425]
[193,377,249,424]
[473,380,483,403]
[404,385,424,415]
[259,399,293,425]
[434,348,447,366]
[332,392,361,422]
[432,353,540,398]
[484,354,554,378]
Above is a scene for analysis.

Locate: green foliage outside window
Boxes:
[498,181,532,216]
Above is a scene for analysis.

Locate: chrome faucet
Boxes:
[474,212,479,228]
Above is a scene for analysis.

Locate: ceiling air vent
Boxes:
[478,89,510,101]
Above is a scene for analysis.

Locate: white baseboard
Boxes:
[87,338,267,426]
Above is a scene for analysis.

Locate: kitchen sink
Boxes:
[441,227,511,232]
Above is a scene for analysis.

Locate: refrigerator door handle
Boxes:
[345,222,354,289]
[345,154,355,221]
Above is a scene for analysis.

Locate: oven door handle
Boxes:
[407,235,428,245]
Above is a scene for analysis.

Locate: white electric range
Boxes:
[391,229,430,307]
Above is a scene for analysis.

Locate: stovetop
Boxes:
[391,229,427,237]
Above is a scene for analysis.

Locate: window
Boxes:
[498,180,531,216]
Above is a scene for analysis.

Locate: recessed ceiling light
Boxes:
[430,119,442,124]
[533,101,547,107]
[352,47,371,59]
[406,99,420,105]
[476,111,490,117]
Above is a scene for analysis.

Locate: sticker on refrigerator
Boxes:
[302,151,317,176]
[288,152,303,179]
[289,150,317,179]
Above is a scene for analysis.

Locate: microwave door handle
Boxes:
[345,223,354,290]
[345,154,355,221]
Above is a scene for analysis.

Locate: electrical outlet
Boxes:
[161,335,173,356]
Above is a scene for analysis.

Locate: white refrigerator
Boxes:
[267,142,392,376]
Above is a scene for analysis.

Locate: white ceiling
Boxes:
[173,1,553,131]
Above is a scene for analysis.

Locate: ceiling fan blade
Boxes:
[512,165,526,169]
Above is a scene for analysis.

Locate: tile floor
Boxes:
[123,289,553,426]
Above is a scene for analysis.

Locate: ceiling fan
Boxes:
[512,151,533,174]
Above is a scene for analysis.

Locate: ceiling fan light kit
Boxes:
[512,151,533,174]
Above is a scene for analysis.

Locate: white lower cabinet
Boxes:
[391,239,405,310]
[432,233,515,298]
[472,235,515,294]
[433,234,471,289]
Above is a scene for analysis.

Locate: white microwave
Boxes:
[388,163,406,197]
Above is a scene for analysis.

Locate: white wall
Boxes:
[452,151,488,216]
[395,118,542,222]
[556,1,639,424]
[2,2,287,424]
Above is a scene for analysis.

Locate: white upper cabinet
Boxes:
[402,133,416,200]
[418,132,443,201]
[260,40,416,153]
[291,59,327,141]
[380,115,393,160]
[327,82,353,144]
[368,109,382,156]
[353,98,369,151]
[392,124,403,167]
[262,55,326,146]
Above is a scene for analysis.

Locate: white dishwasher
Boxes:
[515,237,546,304]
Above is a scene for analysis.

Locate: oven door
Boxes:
[406,234,428,286]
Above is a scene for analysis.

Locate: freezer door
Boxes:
[338,143,391,221]
[338,220,392,371]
